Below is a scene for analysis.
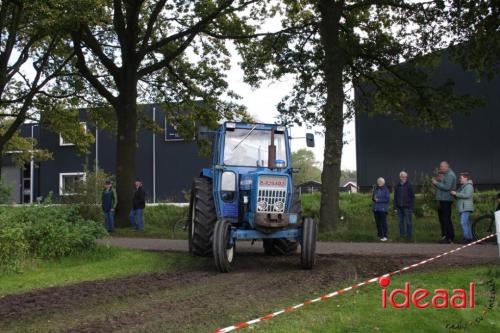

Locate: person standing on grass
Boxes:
[129,179,146,231]
[451,173,474,244]
[102,180,118,233]
[394,171,415,241]
[372,177,390,242]
[431,161,457,243]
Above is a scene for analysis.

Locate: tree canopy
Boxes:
[238,0,482,230]
[0,0,92,178]
[62,0,266,224]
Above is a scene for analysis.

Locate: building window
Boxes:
[60,122,87,146]
[59,172,86,196]
[164,118,183,141]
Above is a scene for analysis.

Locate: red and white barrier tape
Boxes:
[214,233,497,333]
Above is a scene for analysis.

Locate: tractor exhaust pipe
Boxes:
[268,129,276,169]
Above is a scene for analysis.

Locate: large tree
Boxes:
[0,0,80,179]
[239,0,479,231]
[65,0,263,225]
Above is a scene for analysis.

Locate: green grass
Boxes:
[304,191,499,243]
[109,204,188,239]
[0,245,190,296]
[254,266,500,333]
[106,191,499,243]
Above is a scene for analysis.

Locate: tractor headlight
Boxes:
[275,160,286,169]
[240,179,252,186]
[274,201,284,212]
[257,200,268,212]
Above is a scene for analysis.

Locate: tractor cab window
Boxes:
[223,128,287,167]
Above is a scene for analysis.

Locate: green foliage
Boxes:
[414,173,437,218]
[239,1,479,128]
[60,169,114,221]
[0,121,52,167]
[0,225,29,272]
[41,104,95,154]
[0,180,11,204]
[447,0,500,78]
[0,0,80,167]
[291,149,321,185]
[0,205,106,272]
[113,204,188,239]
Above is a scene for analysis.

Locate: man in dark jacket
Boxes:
[129,179,146,231]
[102,180,118,232]
[431,161,457,243]
[394,171,415,240]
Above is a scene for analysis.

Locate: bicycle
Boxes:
[471,212,497,243]
[172,216,189,238]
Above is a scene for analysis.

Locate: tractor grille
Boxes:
[256,176,288,213]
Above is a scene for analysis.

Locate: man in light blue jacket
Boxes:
[432,161,457,243]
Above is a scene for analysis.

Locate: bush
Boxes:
[0,205,107,271]
[59,169,114,221]
[0,225,28,271]
[0,180,11,204]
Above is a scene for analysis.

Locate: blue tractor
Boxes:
[188,122,317,272]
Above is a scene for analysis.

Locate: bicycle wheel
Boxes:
[172,217,189,238]
[472,214,496,243]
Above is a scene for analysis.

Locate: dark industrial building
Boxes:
[1,105,209,203]
[355,56,500,191]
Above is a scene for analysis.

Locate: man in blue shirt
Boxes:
[102,180,118,233]
[394,171,415,241]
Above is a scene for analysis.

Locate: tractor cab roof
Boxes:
[222,122,287,132]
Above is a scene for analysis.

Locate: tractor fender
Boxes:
[201,168,213,179]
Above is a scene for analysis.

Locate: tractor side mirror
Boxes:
[306,133,315,148]
[197,126,216,141]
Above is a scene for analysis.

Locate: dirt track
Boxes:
[0,248,497,333]
[100,237,500,259]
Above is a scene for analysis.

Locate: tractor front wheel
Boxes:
[301,217,316,269]
[188,178,217,257]
[213,219,235,273]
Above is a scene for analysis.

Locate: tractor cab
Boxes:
[189,122,317,272]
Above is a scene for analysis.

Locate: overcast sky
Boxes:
[225,50,357,171]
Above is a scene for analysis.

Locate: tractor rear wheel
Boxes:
[262,196,301,256]
[301,217,316,269]
[213,219,235,273]
[188,178,217,257]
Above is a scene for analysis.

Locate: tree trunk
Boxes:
[114,91,138,227]
[318,0,345,231]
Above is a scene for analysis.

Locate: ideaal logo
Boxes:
[378,276,496,330]
[378,276,475,309]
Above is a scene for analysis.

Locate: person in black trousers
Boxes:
[394,171,415,241]
[372,177,390,242]
[129,179,146,231]
[431,161,457,243]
